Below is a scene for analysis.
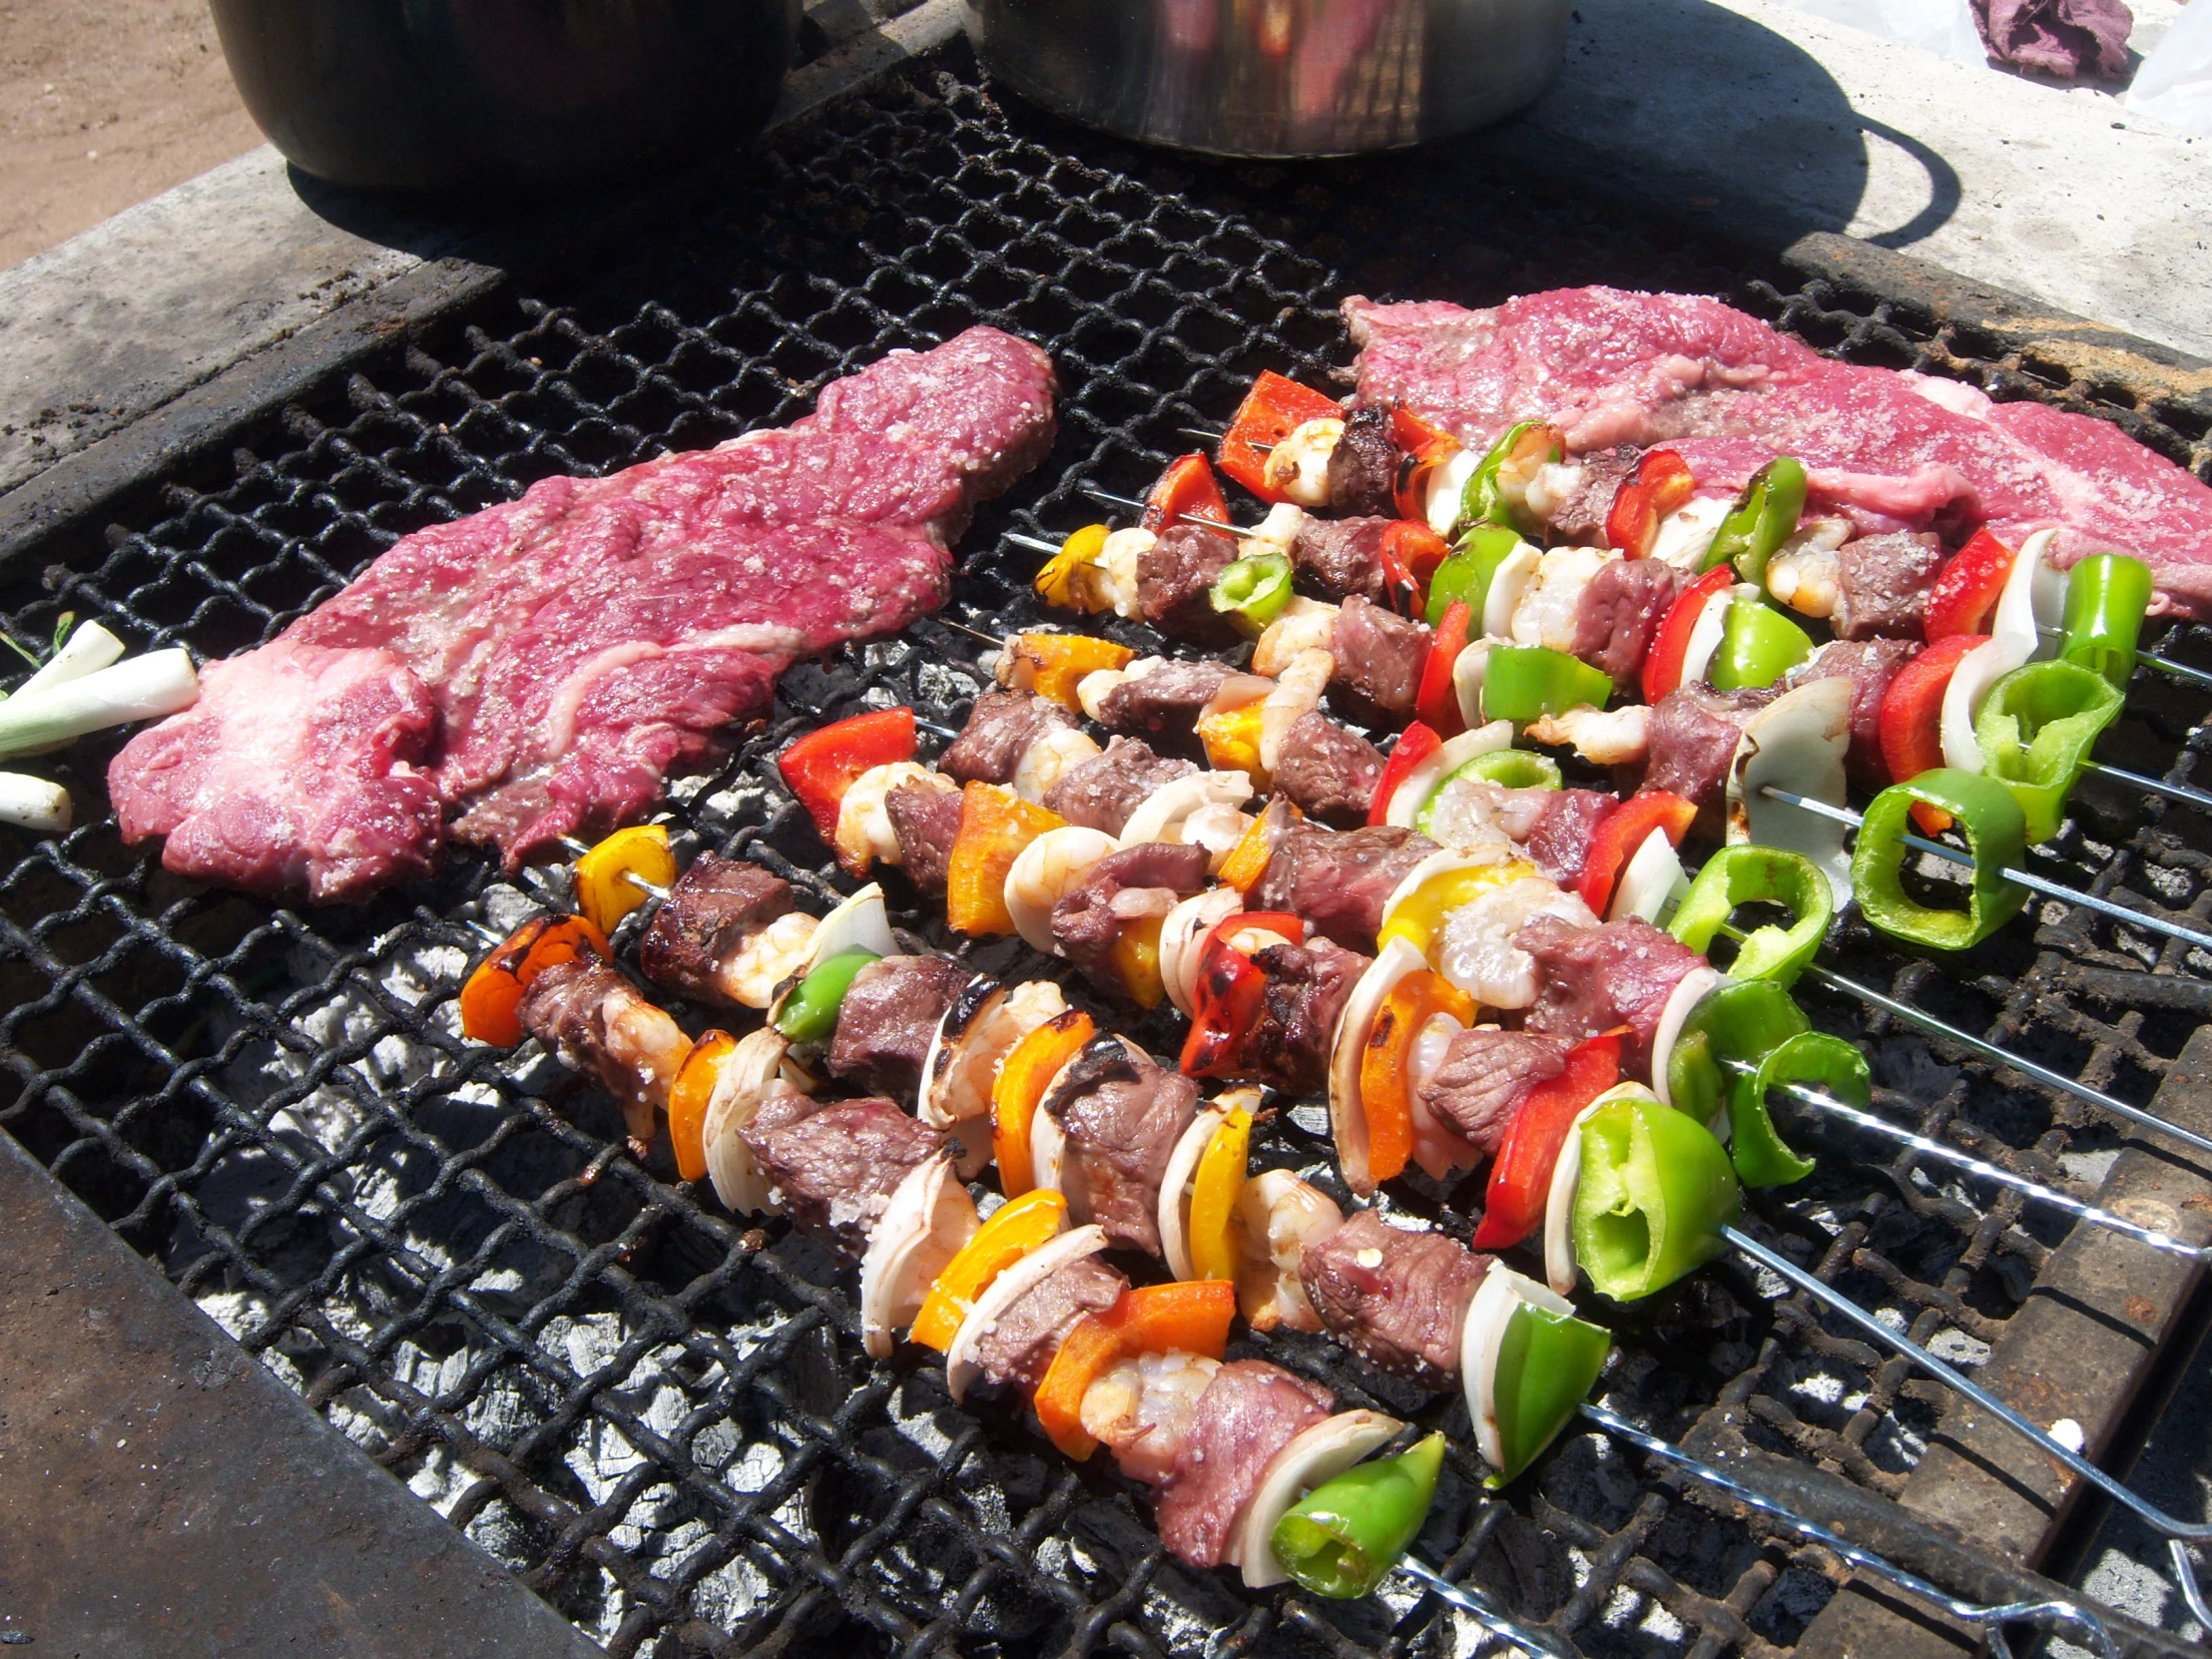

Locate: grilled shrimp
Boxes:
[1003,826,1119,953]
[1509,545,1616,652]
[1262,417,1344,507]
[1081,1350,1224,1487]
[1091,527,1154,617]
[1246,501,1309,556]
[1433,875,1598,1008]
[1523,701,1651,767]
[1764,518,1853,619]
[718,910,819,1008]
[1012,726,1103,804]
[1252,597,1339,678]
[1235,1170,1344,1334]
[836,761,951,871]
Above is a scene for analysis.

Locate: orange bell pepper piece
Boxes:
[665,1029,736,1183]
[572,824,678,938]
[909,1188,1069,1352]
[1004,633,1136,712]
[992,1009,1095,1194]
[1032,1280,1238,1459]
[1360,971,1477,1186]
[1217,798,1301,894]
[458,914,611,1047]
[945,783,1065,936]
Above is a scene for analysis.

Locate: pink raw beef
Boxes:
[1346,287,2212,614]
[111,327,1057,901]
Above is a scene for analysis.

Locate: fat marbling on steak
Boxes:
[1346,286,2212,614]
[109,327,1057,901]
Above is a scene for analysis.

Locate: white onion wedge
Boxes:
[1236,1410,1404,1586]
[1941,528,2056,773]
[1452,639,1491,732]
[1677,584,1743,690]
[1423,448,1479,536]
[702,1030,805,1215]
[1481,543,1540,641]
[944,1225,1110,1404]
[1160,886,1244,1017]
[806,882,896,971]
[1609,827,1686,924]
[1382,721,1515,830]
[1327,936,1428,1196]
[1726,677,1853,905]
[1120,771,1254,848]
[856,1152,978,1360]
[1157,1098,1237,1282]
[1462,1262,1579,1470]
[1649,966,1724,1111]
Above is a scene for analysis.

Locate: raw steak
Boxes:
[110,327,1057,899]
[1346,287,2212,614]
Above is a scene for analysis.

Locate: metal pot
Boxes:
[965,0,1571,157]
[209,0,803,194]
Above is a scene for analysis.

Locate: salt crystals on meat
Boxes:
[111,328,1057,900]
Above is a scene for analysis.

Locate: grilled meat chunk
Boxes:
[1642,684,1774,824]
[1156,1361,1335,1569]
[740,1094,942,1254]
[972,1254,1128,1392]
[827,953,970,1099]
[1271,712,1384,827]
[517,956,691,1149]
[886,781,964,893]
[1095,658,1234,752]
[1572,556,1679,688]
[1044,1041,1202,1256]
[941,689,1080,787]
[1517,915,1701,1076]
[1415,1028,1573,1154]
[1522,789,1616,887]
[1832,531,1944,640]
[1327,403,1399,518]
[1051,841,1210,1001]
[1332,595,1430,717]
[1546,445,1639,545]
[637,854,796,1007]
[1044,736,1196,835]
[1293,516,1401,607]
[1139,524,1242,644]
[1299,1211,1490,1389]
[1242,935,1369,1096]
[1787,637,1920,788]
[1253,824,1438,951]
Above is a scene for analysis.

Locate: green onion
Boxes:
[0,648,199,761]
[12,621,125,702]
[0,773,71,834]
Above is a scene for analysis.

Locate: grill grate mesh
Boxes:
[4,52,2211,1658]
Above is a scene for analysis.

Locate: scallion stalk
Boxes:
[0,648,199,760]
[0,774,71,834]
[13,621,126,702]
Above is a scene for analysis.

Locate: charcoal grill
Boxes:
[6,40,2212,1659]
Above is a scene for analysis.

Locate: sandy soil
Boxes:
[0,0,264,271]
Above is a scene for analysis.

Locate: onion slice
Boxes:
[1481,544,1540,641]
[1607,827,1686,924]
[944,1225,1110,1404]
[1326,936,1428,1196]
[1941,528,2056,773]
[701,1029,806,1216]
[1157,1097,1237,1282]
[856,1152,978,1360]
[1676,583,1742,691]
[1649,966,1724,1111]
[1160,887,1245,1017]
[1725,677,1853,905]
[1120,771,1254,848]
[1235,1409,1405,1586]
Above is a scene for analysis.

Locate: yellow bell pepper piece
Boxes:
[1007,632,1135,711]
[1375,858,1536,963]
[573,825,679,937]
[1187,1105,1254,1283]
[1109,913,1167,1010]
[946,783,1064,936]
[1196,700,1269,786]
[909,1188,1069,1351]
[1034,523,1112,613]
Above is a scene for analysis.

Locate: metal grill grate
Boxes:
[4,50,2211,1658]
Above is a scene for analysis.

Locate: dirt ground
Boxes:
[0,0,263,271]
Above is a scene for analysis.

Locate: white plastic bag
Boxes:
[2125,0,2212,134]
[1762,0,1989,64]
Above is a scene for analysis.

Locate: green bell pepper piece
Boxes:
[1973,659,2124,844]
[1668,844,1832,988]
[1746,1030,1870,1184]
[1272,1431,1444,1598]
[1572,1090,1742,1301]
[1663,977,1817,1187]
[1482,646,1613,724]
[1709,596,1812,691]
[1424,526,1526,626]
[1703,457,1810,584]
[774,947,879,1042]
[1463,421,1562,534]
[2058,552,2152,691]
[1851,768,2027,950]
[1486,1300,1611,1488]
[1210,552,1295,630]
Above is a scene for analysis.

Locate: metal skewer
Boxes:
[1389,1558,1573,1657]
[1761,785,2212,958]
[1583,1402,2119,1659]
[2036,625,2212,691]
[2076,757,2212,817]
[1080,486,1274,541]
[1724,1224,2212,1590]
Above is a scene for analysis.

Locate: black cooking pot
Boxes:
[209,0,802,194]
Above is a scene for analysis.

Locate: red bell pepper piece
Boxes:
[1604,449,1696,559]
[1576,790,1698,915]
[1367,721,1443,828]
[1878,632,1987,831]
[1143,452,1232,533]
[1641,565,1736,703]
[1471,1030,1624,1251]
[1414,601,1471,736]
[1180,910,1305,1077]
[1219,371,1343,501]
[1389,408,1460,521]
[1382,519,1451,612]
[1924,529,2014,641]
[777,707,917,843]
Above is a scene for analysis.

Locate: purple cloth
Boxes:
[1973,0,2133,81]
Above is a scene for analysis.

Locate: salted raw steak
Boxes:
[110,327,1056,900]
[1346,287,2212,614]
